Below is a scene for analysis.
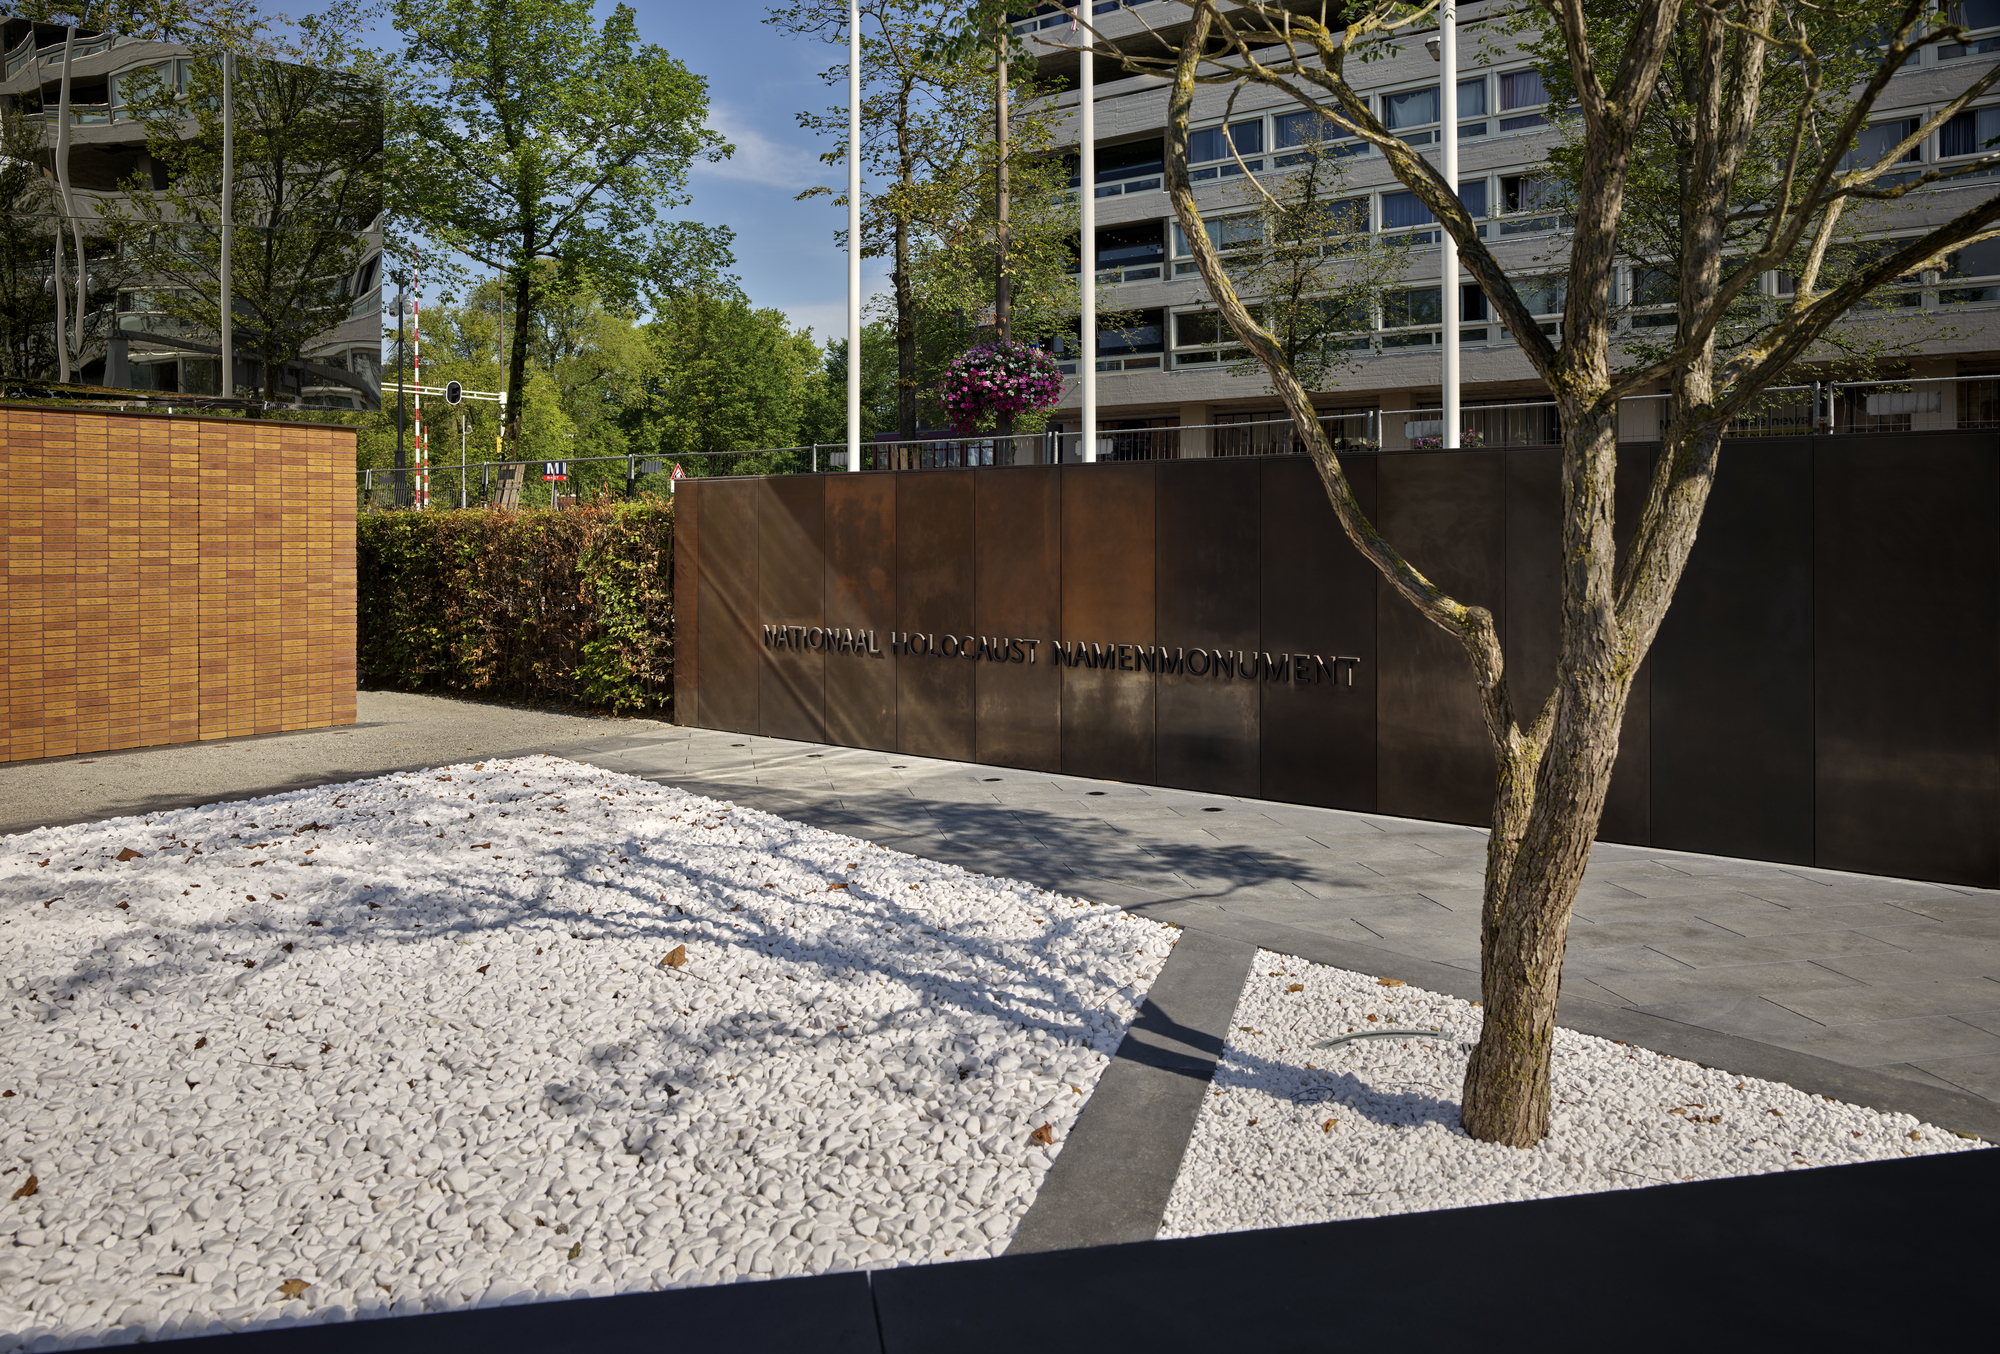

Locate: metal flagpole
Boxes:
[54,27,76,382]
[414,262,426,506]
[1440,3,1460,450]
[221,50,233,399]
[1078,7,1095,464]
[846,0,862,472]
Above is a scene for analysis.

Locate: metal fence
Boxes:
[357,376,2000,509]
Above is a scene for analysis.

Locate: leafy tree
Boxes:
[1205,121,1414,390]
[388,0,735,449]
[1094,0,2000,1146]
[0,107,64,378]
[634,293,830,472]
[107,8,384,408]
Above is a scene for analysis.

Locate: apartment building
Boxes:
[1016,0,2000,453]
[0,17,382,409]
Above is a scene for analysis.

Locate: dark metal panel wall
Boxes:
[1814,433,2000,886]
[1648,439,1814,865]
[1155,460,1262,796]
[1259,456,1378,811]
[824,474,897,751]
[1060,462,1157,784]
[1501,448,1651,845]
[673,480,697,725]
[895,470,978,762]
[758,477,828,744]
[975,467,1062,772]
[693,479,760,735]
[1375,451,1507,825]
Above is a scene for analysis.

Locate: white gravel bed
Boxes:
[1160,949,1985,1237]
[0,757,1176,1350]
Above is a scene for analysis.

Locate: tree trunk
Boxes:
[1460,405,1631,1146]
[894,215,916,442]
[507,262,533,451]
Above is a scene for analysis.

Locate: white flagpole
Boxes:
[846,0,862,472]
[1441,3,1460,449]
[221,50,234,399]
[1079,9,1095,464]
[55,27,76,382]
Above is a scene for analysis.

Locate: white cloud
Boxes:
[695,101,828,190]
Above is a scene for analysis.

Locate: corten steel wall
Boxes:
[675,436,2000,888]
[0,405,357,763]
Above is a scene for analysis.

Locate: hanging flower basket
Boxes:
[936,340,1066,435]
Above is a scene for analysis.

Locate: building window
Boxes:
[1382,86,1439,145]
[1837,118,1922,173]
[1942,236,2000,304]
[1075,139,1163,198]
[1171,309,1249,366]
[1943,1,2000,58]
[1456,77,1489,137]
[1188,120,1264,179]
[1496,172,1565,236]
[1088,222,1166,283]
[1498,68,1548,131]
[1380,285,1442,346]
[1274,107,1369,164]
[1098,309,1165,371]
[1172,214,1263,276]
[1939,105,2000,161]
[1628,265,1677,327]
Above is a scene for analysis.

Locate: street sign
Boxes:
[543,461,567,482]
[444,380,462,405]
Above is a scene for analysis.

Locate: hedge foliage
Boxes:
[356,499,674,715]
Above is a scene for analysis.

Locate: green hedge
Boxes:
[356,499,675,715]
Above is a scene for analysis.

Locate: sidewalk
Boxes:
[6,692,1998,1136]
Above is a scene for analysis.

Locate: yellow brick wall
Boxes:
[1,405,356,762]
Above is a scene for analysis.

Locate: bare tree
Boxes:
[1081,0,2000,1147]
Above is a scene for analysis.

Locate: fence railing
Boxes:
[357,376,2000,509]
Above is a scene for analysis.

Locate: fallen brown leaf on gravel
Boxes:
[278,1279,311,1298]
[476,965,490,974]
[827,883,848,891]
[9,1175,36,1199]
[1287,983,1303,993]
[115,848,144,862]
[662,945,687,969]
[1030,1124,1055,1146]
[1377,978,1405,987]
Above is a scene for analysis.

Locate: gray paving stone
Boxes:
[1809,950,2000,987]
[1564,916,1742,950]
[1630,993,1829,1040]
[1559,944,1699,977]
[1859,920,2000,952]
[1761,1016,2000,1068]
[1642,930,1910,969]
[1909,1053,2000,1100]
[1770,980,2000,1027]
[1585,962,1871,1007]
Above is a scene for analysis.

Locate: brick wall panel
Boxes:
[0,407,358,763]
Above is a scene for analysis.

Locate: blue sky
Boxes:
[603,2,889,342]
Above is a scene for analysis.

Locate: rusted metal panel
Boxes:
[1155,459,1260,796]
[1374,450,1506,826]
[1650,440,1813,865]
[694,478,760,735]
[673,480,697,726]
[895,470,978,762]
[824,473,897,751]
[1059,462,1156,784]
[757,476,828,744]
[1260,456,1377,811]
[1814,432,2000,886]
[975,466,1062,772]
